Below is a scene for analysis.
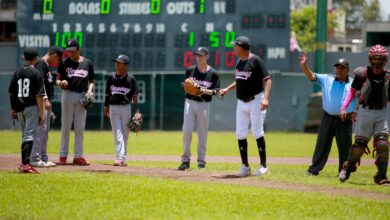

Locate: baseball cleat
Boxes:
[253,166,269,176]
[178,162,190,170]
[198,164,205,170]
[58,157,67,165]
[375,179,390,186]
[44,161,57,167]
[235,165,251,177]
[19,164,40,174]
[113,160,127,166]
[306,170,319,176]
[73,157,90,166]
[30,160,46,168]
[338,168,350,182]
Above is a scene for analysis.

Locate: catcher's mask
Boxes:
[368,45,388,69]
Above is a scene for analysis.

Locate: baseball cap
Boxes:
[194,47,209,56]
[334,58,349,68]
[112,54,130,64]
[230,36,251,50]
[24,47,39,61]
[65,38,79,51]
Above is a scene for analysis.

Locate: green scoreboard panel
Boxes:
[17,0,290,72]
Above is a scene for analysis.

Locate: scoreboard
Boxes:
[17,0,290,72]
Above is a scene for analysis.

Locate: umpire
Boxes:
[299,52,356,176]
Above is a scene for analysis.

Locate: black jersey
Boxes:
[35,58,55,100]
[184,65,220,102]
[8,65,45,112]
[104,72,139,106]
[234,54,270,100]
[57,56,95,93]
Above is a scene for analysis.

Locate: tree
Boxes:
[333,0,382,29]
[362,0,381,22]
[291,7,337,52]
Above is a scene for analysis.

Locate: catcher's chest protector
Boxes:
[359,68,390,105]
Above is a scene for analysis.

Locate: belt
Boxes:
[324,111,353,120]
[239,96,255,103]
[360,104,385,110]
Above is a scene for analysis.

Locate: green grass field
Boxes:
[1,130,389,219]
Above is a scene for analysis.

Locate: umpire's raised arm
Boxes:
[299,51,316,81]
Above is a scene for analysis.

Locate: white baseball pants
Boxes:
[236,92,267,140]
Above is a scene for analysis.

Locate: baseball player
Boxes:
[8,48,45,173]
[339,45,390,185]
[220,36,272,177]
[30,46,63,168]
[104,54,140,166]
[56,38,95,165]
[299,53,357,176]
[178,47,220,170]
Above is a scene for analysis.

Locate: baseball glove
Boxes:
[79,93,94,109]
[127,112,143,133]
[183,77,202,96]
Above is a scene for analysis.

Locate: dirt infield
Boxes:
[1,154,388,201]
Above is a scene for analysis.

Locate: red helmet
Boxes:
[368,45,388,68]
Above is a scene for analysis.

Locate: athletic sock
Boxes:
[238,139,249,167]
[21,141,33,165]
[256,137,267,167]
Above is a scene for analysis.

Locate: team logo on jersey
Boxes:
[235,69,252,80]
[372,79,383,84]
[194,78,212,88]
[66,68,89,78]
[110,85,130,95]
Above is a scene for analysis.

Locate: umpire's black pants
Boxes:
[308,111,352,174]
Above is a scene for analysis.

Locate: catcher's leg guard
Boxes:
[340,138,368,181]
[373,134,389,184]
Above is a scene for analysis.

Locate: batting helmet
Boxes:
[368,45,388,69]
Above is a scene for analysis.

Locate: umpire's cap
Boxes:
[194,47,209,56]
[230,36,250,50]
[24,47,39,61]
[334,58,349,68]
[65,38,79,51]
[112,54,130,64]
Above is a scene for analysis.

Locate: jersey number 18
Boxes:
[17,78,30,98]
